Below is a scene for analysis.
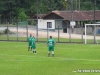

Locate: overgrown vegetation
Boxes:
[0,0,99,22]
[0,29,14,34]
[3,29,10,34]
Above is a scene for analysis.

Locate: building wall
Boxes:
[55,20,62,28]
[38,19,55,29]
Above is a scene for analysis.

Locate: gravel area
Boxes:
[0,27,100,40]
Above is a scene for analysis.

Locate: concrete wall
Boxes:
[38,19,55,29]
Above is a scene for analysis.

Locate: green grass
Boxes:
[0,42,100,75]
[0,35,83,42]
[0,35,27,41]
[1,35,100,43]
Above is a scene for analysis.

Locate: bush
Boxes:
[0,32,2,35]
[4,29,10,34]
[27,20,37,25]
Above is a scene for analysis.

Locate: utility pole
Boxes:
[76,0,77,10]
[94,0,96,43]
[71,0,73,21]
[36,0,38,41]
[79,0,80,10]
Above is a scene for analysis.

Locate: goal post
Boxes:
[85,24,100,44]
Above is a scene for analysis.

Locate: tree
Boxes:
[81,1,97,10]
[0,0,100,23]
[18,8,28,21]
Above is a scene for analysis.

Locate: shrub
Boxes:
[4,29,10,34]
[0,32,2,35]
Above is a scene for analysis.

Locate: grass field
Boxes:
[1,35,100,44]
[0,42,100,75]
[0,35,83,42]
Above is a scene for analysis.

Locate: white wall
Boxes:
[38,19,55,29]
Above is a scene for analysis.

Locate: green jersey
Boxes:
[47,39,55,47]
[31,38,36,49]
[28,36,33,46]
[28,36,33,42]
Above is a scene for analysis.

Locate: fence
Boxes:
[0,19,100,44]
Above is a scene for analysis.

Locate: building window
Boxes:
[47,22,52,28]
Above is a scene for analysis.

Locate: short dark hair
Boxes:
[30,34,32,37]
[50,36,52,39]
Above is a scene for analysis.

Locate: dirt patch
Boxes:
[10,28,100,40]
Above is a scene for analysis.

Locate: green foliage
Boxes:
[3,29,10,34]
[0,32,3,35]
[18,8,28,21]
[81,1,96,10]
[0,0,100,20]
[27,19,37,25]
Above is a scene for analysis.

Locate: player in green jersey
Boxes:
[32,36,37,54]
[47,36,56,57]
[28,34,33,51]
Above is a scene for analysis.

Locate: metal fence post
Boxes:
[7,22,9,40]
[26,24,28,41]
[58,26,60,42]
[16,20,18,41]
[47,26,49,40]
[69,26,71,42]
[81,24,84,43]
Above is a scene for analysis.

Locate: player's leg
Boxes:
[48,51,50,57]
[33,49,35,53]
[48,47,51,57]
[32,49,37,54]
[51,47,54,57]
[34,46,37,54]
[34,49,37,54]
[31,46,32,51]
[32,45,37,54]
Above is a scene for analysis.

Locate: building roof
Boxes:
[30,14,45,19]
[42,10,100,21]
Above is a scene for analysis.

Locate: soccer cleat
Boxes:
[34,51,37,54]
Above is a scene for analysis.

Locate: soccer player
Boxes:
[47,36,56,57]
[28,34,33,51]
[31,36,37,54]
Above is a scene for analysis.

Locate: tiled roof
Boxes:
[42,10,100,21]
[30,14,45,19]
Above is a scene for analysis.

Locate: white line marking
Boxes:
[72,71,77,73]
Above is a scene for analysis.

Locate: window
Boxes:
[47,22,52,28]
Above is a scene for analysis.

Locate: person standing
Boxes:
[47,36,56,57]
[31,36,37,54]
[28,34,33,51]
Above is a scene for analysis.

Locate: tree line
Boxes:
[0,0,100,21]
